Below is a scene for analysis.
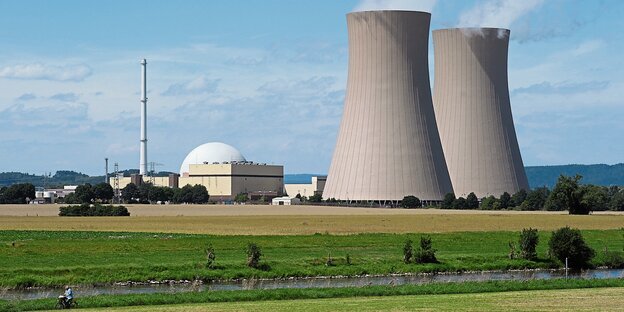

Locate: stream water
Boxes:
[2,268,623,301]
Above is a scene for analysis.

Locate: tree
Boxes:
[149,186,174,203]
[442,193,456,208]
[74,183,94,204]
[401,195,422,208]
[191,184,209,204]
[548,226,595,269]
[173,185,194,204]
[581,185,608,211]
[466,192,479,209]
[246,243,262,268]
[545,175,589,214]
[608,189,624,211]
[511,189,528,207]
[499,192,511,209]
[121,183,139,203]
[519,228,539,260]
[234,193,248,203]
[93,183,114,203]
[521,187,549,211]
[414,235,438,263]
[308,193,323,203]
[480,196,498,210]
[0,183,35,204]
[452,197,467,209]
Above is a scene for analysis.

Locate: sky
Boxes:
[0,0,622,176]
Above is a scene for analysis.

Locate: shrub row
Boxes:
[58,204,130,216]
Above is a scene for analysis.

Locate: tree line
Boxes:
[63,182,210,205]
[0,183,36,204]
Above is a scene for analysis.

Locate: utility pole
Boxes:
[113,162,121,204]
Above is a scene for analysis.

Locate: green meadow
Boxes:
[1,229,622,289]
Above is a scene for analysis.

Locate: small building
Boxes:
[284,176,326,198]
[271,196,301,206]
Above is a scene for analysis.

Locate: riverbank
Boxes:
[2,279,623,311]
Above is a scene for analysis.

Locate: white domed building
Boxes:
[109,141,284,202]
[179,142,246,176]
[176,142,284,201]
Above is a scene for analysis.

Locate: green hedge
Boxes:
[58,204,130,216]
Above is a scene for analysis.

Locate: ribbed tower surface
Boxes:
[432,28,529,198]
[324,10,453,201]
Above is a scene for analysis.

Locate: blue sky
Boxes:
[0,0,622,176]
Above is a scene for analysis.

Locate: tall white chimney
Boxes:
[140,59,148,175]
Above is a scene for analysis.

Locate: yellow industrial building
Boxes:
[111,142,284,201]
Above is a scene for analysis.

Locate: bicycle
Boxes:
[55,295,78,309]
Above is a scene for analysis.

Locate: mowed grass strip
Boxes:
[77,287,624,312]
[2,213,624,235]
[1,230,622,288]
[3,279,624,311]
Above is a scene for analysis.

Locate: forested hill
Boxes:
[0,170,173,187]
[525,164,624,188]
[286,164,624,189]
[2,164,624,188]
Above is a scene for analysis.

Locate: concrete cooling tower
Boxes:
[432,28,529,198]
[324,10,453,202]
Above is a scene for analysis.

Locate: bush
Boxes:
[58,204,130,216]
[234,193,248,203]
[603,251,624,269]
[519,228,539,260]
[205,244,216,268]
[401,196,421,208]
[414,235,438,264]
[402,239,413,264]
[246,243,262,268]
[308,193,323,203]
[499,192,511,209]
[480,196,498,210]
[453,197,467,209]
[548,227,595,269]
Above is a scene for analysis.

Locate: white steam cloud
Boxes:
[0,63,92,82]
[353,0,438,13]
[458,0,546,29]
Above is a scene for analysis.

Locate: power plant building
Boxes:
[111,142,284,201]
[432,28,529,198]
[323,10,453,202]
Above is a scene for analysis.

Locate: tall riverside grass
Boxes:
[1,279,623,311]
[1,230,623,289]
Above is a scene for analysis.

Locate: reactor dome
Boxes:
[179,142,246,175]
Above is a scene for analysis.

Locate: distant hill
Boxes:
[2,164,624,189]
[0,170,174,188]
[283,164,624,189]
[525,164,624,188]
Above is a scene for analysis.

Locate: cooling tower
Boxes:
[432,28,529,198]
[324,11,453,202]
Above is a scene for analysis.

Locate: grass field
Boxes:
[1,229,622,288]
[76,287,624,312]
[2,204,623,235]
[3,279,624,311]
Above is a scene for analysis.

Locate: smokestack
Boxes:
[140,59,148,175]
[324,11,453,201]
[105,158,109,183]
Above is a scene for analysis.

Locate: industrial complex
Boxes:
[105,10,529,205]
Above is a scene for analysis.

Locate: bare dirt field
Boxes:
[0,204,622,235]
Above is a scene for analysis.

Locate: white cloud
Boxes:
[161,75,220,96]
[353,0,437,12]
[458,0,545,29]
[0,63,92,82]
